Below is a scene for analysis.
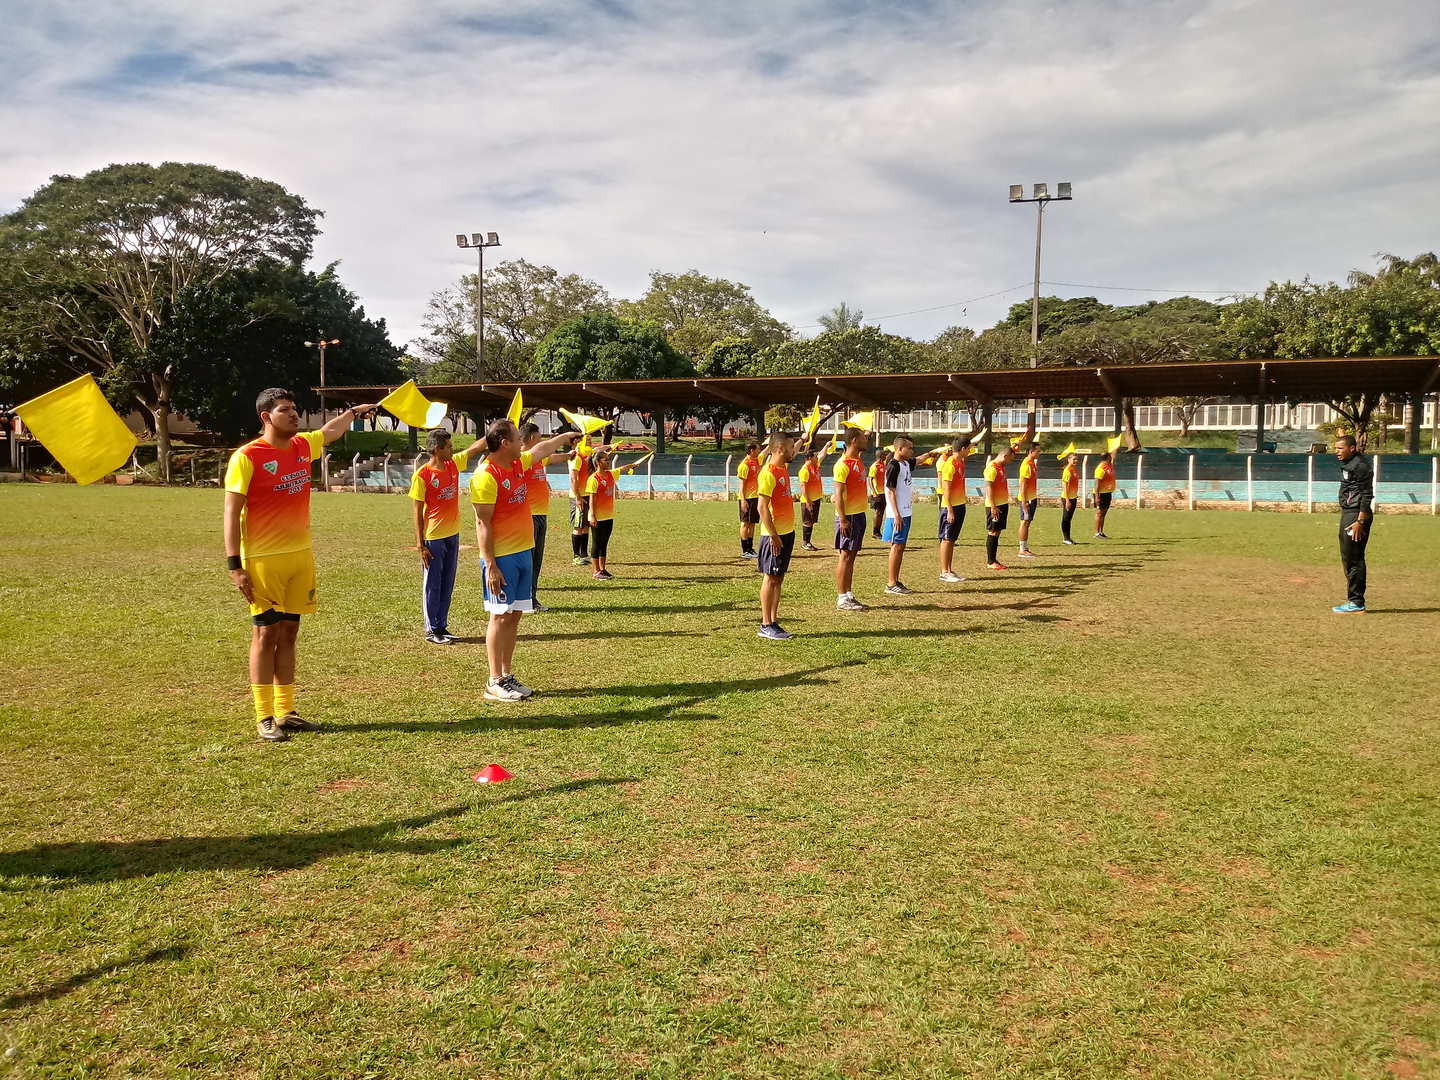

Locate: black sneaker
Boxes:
[425,630,449,645]
[741,550,758,560]
[438,629,459,642]
[278,712,322,732]
[884,582,914,595]
[256,716,289,742]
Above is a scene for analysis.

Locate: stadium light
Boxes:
[1008,182,1074,431]
[307,336,341,422]
[454,231,503,380]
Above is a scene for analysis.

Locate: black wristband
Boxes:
[227,555,243,571]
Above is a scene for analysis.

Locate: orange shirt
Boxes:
[939,454,964,508]
[737,455,761,499]
[1018,457,1039,502]
[797,461,824,502]
[524,454,551,515]
[757,462,795,535]
[471,451,534,557]
[408,460,461,540]
[833,455,867,517]
[569,446,593,496]
[1095,461,1117,494]
[224,431,325,560]
[983,459,1010,508]
[1061,463,1080,500]
[867,460,884,497]
[584,468,618,521]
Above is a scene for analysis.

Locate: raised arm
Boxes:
[319,404,380,445]
[532,430,582,460]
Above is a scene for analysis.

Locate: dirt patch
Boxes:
[317,778,370,794]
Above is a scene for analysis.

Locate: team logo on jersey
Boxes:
[431,476,439,488]
[263,460,278,474]
[501,478,510,490]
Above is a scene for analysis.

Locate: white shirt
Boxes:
[884,458,913,519]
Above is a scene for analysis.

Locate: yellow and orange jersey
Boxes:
[833,455,867,517]
[1061,463,1080,500]
[939,454,965,508]
[983,459,1010,508]
[408,460,461,540]
[757,461,795,535]
[524,454,551,515]
[797,461,825,502]
[224,431,325,560]
[471,451,534,557]
[1018,456,1039,501]
[584,467,618,521]
[736,455,761,499]
[1094,460,1117,493]
[569,445,593,494]
[867,460,885,497]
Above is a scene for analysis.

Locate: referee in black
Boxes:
[1333,434,1373,613]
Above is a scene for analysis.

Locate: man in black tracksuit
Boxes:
[1333,434,1373,613]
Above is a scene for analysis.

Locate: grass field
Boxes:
[2,486,1439,1079]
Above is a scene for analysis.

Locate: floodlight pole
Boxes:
[1009,183,1072,434]
[456,232,502,382]
[305,335,340,423]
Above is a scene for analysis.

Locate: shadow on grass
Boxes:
[339,702,716,734]
[0,780,629,886]
[1368,607,1440,615]
[524,630,709,642]
[558,601,746,615]
[540,660,865,701]
[1,944,191,1010]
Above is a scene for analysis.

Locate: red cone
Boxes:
[474,763,513,784]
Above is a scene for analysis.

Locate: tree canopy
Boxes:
[617,270,789,360]
[530,312,695,384]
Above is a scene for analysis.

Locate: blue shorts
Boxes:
[758,531,795,577]
[1019,499,1039,522]
[834,512,866,553]
[481,549,534,614]
[938,505,965,542]
[881,515,912,544]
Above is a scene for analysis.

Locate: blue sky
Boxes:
[3,0,1438,347]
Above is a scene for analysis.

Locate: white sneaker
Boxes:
[939,571,964,583]
[502,674,534,699]
[837,596,868,611]
[1017,550,1037,558]
[483,677,524,703]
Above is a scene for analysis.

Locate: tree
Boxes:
[817,302,864,333]
[0,162,319,479]
[415,259,613,383]
[750,325,930,378]
[690,336,758,449]
[617,270,789,361]
[531,312,694,383]
[997,295,1113,338]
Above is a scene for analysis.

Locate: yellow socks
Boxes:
[251,684,275,722]
[273,683,295,716]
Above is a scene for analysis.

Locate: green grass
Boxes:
[2,487,1439,1079]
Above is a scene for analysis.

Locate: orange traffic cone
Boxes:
[474,763,513,784]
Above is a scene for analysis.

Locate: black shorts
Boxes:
[801,499,821,527]
[1019,498,1038,522]
[252,609,301,627]
[987,504,1010,532]
[739,497,760,524]
[938,504,965,542]
[1096,492,1113,510]
[869,495,886,513]
[758,531,795,577]
[570,497,590,529]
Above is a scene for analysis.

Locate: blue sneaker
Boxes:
[1332,601,1366,614]
[757,623,791,640]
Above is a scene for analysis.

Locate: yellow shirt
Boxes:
[1094,461,1117,494]
[408,460,462,541]
[224,431,325,560]
[1018,457,1039,502]
[983,460,1010,508]
[737,455,761,499]
[757,462,795,536]
[470,451,535,557]
[833,455,867,517]
[939,455,964,508]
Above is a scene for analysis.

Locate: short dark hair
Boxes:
[952,437,969,453]
[745,440,760,454]
[518,422,541,440]
[893,434,913,447]
[484,419,516,453]
[427,429,452,451]
[844,427,868,446]
[1100,451,1112,461]
[1336,433,1357,448]
[256,388,295,419]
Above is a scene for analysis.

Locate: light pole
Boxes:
[455,231,502,382]
[305,335,340,422]
[1008,182,1072,433]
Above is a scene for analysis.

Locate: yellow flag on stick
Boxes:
[802,398,823,444]
[1056,440,1077,461]
[379,380,447,429]
[506,387,524,425]
[16,374,137,485]
[842,410,876,432]
[559,408,612,436]
[1106,433,1125,454]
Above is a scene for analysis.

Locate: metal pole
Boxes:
[190,454,196,487]
[383,453,392,495]
[1135,452,1143,510]
[1307,453,1314,513]
[1432,454,1437,516]
[1246,453,1254,512]
[647,455,653,500]
[319,340,327,425]
[322,453,330,493]
[1373,454,1381,513]
[725,454,733,499]
[685,454,693,501]
[1027,201,1044,433]
[476,245,485,381]
[1081,454,1090,508]
[352,452,361,493]
[1187,453,1195,511]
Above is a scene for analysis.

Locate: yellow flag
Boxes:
[559,408,612,436]
[379,380,447,429]
[1056,440,1077,461]
[802,398,822,444]
[1107,434,1125,454]
[16,374,137,485]
[842,410,876,432]
[506,387,524,425]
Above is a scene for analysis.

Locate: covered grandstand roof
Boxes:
[319,356,1440,414]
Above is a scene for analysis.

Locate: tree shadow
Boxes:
[0,780,630,887]
[1,944,192,1010]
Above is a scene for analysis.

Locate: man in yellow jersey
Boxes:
[832,426,872,611]
[936,436,971,583]
[519,422,574,611]
[756,430,799,639]
[983,444,1015,570]
[1094,451,1117,539]
[1059,451,1081,545]
[866,446,890,539]
[736,439,762,559]
[472,419,581,702]
[224,387,380,741]
[410,428,487,644]
[568,437,595,566]
[1015,442,1042,558]
[796,444,829,550]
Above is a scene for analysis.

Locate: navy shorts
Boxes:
[481,549,534,614]
[987,504,1010,532]
[835,512,867,552]
[938,504,965,542]
[1096,492,1113,510]
[758,531,795,577]
[881,515,912,544]
[739,497,760,524]
[1019,498,1039,522]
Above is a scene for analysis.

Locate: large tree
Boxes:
[0,162,320,478]
[530,312,694,383]
[617,270,789,361]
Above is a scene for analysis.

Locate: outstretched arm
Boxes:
[319,405,380,445]
[532,431,583,460]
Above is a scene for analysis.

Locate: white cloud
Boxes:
[2,0,1438,347]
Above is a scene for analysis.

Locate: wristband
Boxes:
[227,555,243,571]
